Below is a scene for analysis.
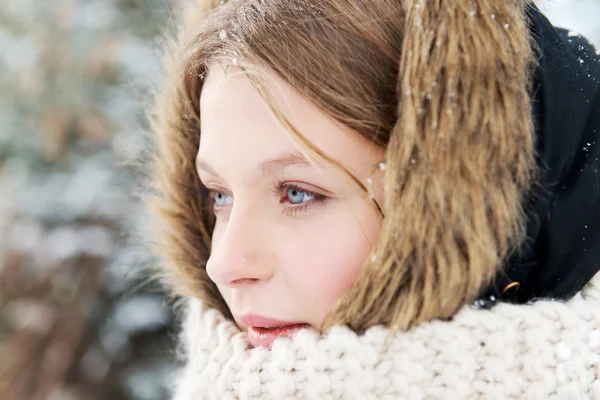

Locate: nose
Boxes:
[206,205,275,287]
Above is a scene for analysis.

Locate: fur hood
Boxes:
[142,0,600,397]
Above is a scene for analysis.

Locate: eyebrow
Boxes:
[196,151,314,180]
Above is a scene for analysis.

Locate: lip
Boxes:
[235,314,312,348]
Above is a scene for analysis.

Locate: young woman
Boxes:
[144,0,600,397]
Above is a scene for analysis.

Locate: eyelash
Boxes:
[272,181,328,216]
[207,182,328,216]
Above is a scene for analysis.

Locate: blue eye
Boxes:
[287,187,315,205]
[213,191,233,207]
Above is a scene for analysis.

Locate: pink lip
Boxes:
[235,314,312,348]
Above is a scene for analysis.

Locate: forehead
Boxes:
[198,64,383,178]
[198,65,299,161]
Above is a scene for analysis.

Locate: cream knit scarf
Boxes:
[171,273,600,399]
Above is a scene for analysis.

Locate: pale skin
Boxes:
[196,63,385,335]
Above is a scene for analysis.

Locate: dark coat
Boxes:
[487,5,600,304]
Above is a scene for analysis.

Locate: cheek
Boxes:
[287,207,381,318]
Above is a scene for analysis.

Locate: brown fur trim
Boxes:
[323,0,537,331]
[143,0,230,317]
[144,0,538,332]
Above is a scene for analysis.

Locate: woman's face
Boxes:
[197,64,384,346]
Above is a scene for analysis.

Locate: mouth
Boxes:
[246,324,312,348]
[235,314,312,348]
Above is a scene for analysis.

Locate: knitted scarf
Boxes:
[172,272,600,399]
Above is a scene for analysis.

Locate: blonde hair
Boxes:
[146,0,538,332]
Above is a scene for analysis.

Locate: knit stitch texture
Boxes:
[172,273,600,400]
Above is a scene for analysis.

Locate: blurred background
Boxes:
[0,1,598,400]
[0,1,177,400]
